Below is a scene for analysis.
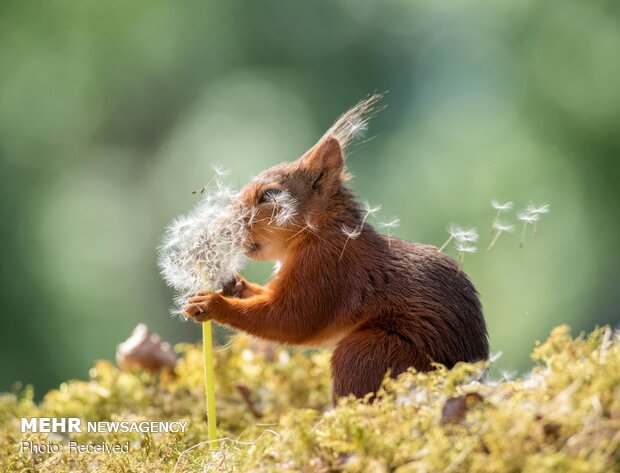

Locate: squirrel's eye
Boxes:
[258,188,282,204]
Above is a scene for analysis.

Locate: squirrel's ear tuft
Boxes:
[302,136,344,173]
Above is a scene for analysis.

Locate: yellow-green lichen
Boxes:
[1,325,619,472]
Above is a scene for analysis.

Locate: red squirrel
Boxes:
[184,94,489,401]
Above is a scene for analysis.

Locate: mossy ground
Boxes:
[1,325,619,472]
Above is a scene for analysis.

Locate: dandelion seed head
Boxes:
[158,183,249,315]
[491,199,514,212]
[492,220,515,233]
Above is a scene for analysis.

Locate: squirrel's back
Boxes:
[327,227,488,368]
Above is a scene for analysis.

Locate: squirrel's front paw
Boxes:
[183,292,221,323]
[221,274,252,299]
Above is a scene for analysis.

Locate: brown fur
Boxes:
[185,103,488,403]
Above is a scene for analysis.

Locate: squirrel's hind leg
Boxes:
[330,318,430,404]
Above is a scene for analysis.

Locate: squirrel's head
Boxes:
[237,93,383,261]
[238,137,346,261]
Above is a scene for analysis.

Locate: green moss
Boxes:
[1,325,619,472]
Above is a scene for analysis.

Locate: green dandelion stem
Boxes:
[519,222,528,248]
[203,320,217,442]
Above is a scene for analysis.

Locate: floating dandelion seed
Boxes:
[380,217,401,228]
[487,220,515,251]
[212,164,232,177]
[361,200,382,218]
[525,202,551,215]
[439,224,478,252]
[379,217,400,247]
[341,224,362,239]
[456,228,479,243]
[286,214,319,242]
[303,214,318,234]
[525,202,550,238]
[455,241,477,266]
[491,199,514,213]
[517,210,540,248]
[192,166,233,195]
[339,201,381,260]
[491,200,513,233]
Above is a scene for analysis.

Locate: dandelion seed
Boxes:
[304,215,318,234]
[338,224,362,261]
[455,242,478,253]
[286,214,318,242]
[487,220,515,251]
[491,199,514,212]
[379,217,400,248]
[191,167,234,195]
[491,199,514,233]
[263,190,298,227]
[439,224,478,252]
[439,224,460,252]
[517,212,540,224]
[525,202,550,238]
[212,164,232,177]
[455,241,477,265]
[341,224,362,239]
[338,201,381,261]
[525,202,550,215]
[361,201,382,219]
[517,210,540,248]
[492,220,515,233]
[379,217,400,230]
[457,229,479,243]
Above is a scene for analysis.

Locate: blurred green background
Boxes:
[1,0,619,395]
